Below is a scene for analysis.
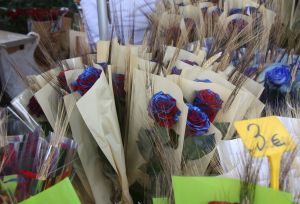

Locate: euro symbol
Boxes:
[271,134,286,147]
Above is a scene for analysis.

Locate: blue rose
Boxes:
[265,65,291,86]
[171,66,182,75]
[71,67,102,95]
[229,8,243,15]
[186,104,210,136]
[148,91,181,128]
[194,79,212,83]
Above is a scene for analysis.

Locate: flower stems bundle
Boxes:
[2,0,300,203]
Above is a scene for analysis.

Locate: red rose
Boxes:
[71,67,101,96]
[7,9,21,19]
[186,104,210,136]
[193,89,223,122]
[112,74,126,97]
[27,96,44,117]
[57,71,70,93]
[148,92,181,128]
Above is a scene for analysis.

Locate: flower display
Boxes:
[71,67,102,96]
[4,1,300,203]
[148,92,181,128]
[193,89,223,122]
[186,104,210,136]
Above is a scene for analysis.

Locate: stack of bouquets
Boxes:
[109,0,298,203]
[8,51,132,203]
[0,106,78,203]
[2,0,300,203]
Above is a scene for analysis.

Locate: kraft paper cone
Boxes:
[163,46,206,67]
[167,75,246,123]
[34,81,60,129]
[62,57,84,70]
[178,69,256,139]
[96,40,110,63]
[164,75,223,175]
[64,94,113,204]
[127,69,188,185]
[183,124,222,176]
[76,74,132,203]
[27,68,60,92]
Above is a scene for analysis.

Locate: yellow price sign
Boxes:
[234,116,296,190]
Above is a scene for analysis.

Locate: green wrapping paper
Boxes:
[152,197,168,204]
[19,178,80,204]
[172,176,292,204]
[3,175,18,193]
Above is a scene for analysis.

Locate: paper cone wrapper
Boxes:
[27,68,60,92]
[62,57,84,70]
[34,81,60,129]
[127,69,188,185]
[165,76,223,175]
[64,93,113,204]
[176,70,256,139]
[183,124,222,175]
[76,73,132,203]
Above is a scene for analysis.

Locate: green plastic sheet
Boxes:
[19,178,80,204]
[153,197,169,204]
[3,175,18,193]
[172,176,292,204]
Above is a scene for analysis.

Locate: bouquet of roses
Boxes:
[63,59,132,203]
[2,0,300,203]
[0,103,78,203]
[126,68,188,201]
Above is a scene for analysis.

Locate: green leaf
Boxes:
[147,155,162,176]
[155,126,171,145]
[137,128,154,161]
[39,122,53,137]
[138,163,148,174]
[129,181,145,204]
[214,122,230,139]
[139,158,162,177]
[183,134,216,160]
[169,129,179,148]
